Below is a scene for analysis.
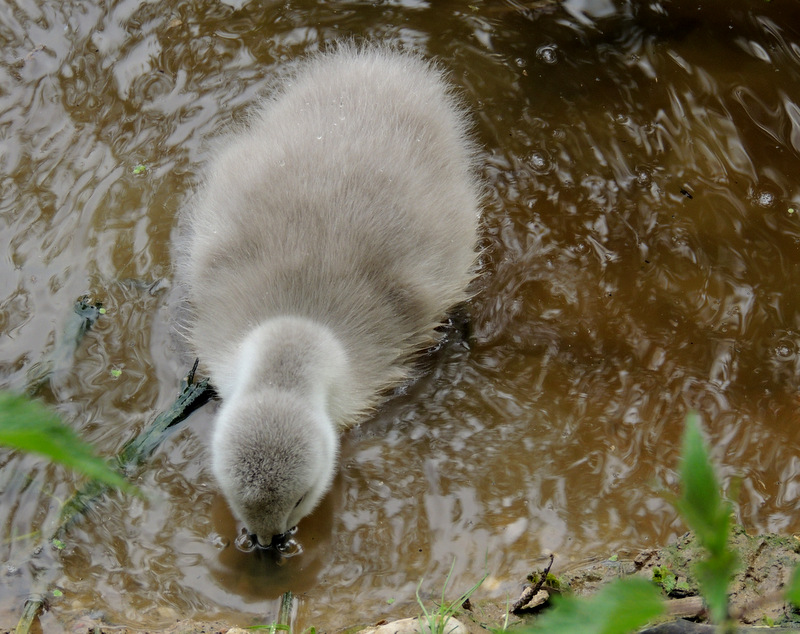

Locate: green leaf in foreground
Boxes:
[676,414,732,556]
[0,391,136,494]
[528,577,664,634]
[675,413,737,624]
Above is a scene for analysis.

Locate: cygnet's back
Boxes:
[177,44,481,548]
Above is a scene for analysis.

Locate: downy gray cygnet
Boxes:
[177,44,481,549]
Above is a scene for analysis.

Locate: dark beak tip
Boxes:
[248,526,298,551]
[270,531,291,549]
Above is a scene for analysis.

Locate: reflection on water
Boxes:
[2,0,800,630]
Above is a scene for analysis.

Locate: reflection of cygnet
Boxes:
[177,44,481,549]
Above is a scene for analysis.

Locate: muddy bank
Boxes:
[14,527,799,634]
[493,527,800,632]
[556,527,800,627]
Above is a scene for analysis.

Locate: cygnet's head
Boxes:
[211,389,339,548]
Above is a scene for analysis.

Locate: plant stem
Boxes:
[279,591,293,631]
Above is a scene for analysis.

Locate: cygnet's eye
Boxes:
[294,495,305,509]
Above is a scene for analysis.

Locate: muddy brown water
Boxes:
[2,0,800,631]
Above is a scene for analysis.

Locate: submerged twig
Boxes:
[14,598,41,634]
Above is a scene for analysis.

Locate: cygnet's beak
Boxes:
[269,530,293,550]
[250,529,293,550]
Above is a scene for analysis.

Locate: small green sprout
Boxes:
[651,566,677,595]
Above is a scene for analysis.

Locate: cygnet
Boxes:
[176,44,481,549]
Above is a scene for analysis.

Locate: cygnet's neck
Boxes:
[219,316,350,420]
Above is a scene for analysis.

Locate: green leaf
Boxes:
[0,391,137,494]
[676,414,732,556]
[652,566,677,595]
[785,565,800,607]
[529,577,664,634]
[695,551,736,623]
[132,164,148,175]
[674,414,737,624]
[51,589,63,597]
[110,368,122,378]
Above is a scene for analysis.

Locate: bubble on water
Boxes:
[528,150,552,174]
[635,167,651,186]
[515,57,527,68]
[572,241,589,255]
[755,190,775,207]
[275,537,304,558]
[775,339,796,360]
[536,45,558,64]
[234,531,257,553]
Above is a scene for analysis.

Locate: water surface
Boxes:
[2,0,800,630]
